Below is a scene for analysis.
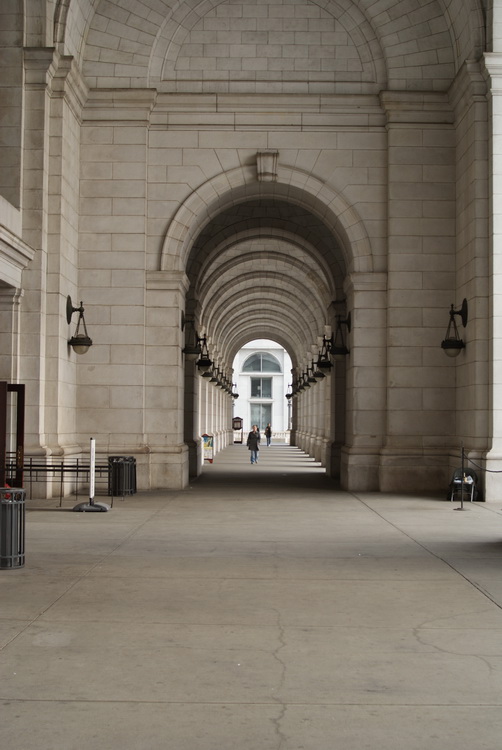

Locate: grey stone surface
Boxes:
[1,445,502,748]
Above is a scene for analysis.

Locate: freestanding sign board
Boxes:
[202,434,214,463]
[232,417,243,444]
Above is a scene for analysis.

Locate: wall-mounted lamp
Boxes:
[441,299,468,358]
[232,383,239,399]
[306,365,317,385]
[316,313,351,369]
[316,337,333,371]
[331,313,351,360]
[66,296,93,355]
[195,336,213,373]
[312,362,326,381]
[183,319,202,360]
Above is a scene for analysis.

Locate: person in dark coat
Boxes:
[265,423,272,447]
[246,424,260,464]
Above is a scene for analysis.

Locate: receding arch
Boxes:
[160,165,374,276]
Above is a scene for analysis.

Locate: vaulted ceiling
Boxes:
[41,0,488,368]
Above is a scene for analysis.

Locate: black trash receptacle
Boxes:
[0,487,25,569]
[108,456,137,497]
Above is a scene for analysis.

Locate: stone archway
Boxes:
[168,165,369,479]
[160,163,373,276]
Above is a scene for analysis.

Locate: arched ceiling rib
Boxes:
[188,199,342,295]
[209,295,320,355]
[185,196,343,367]
[187,191,346,363]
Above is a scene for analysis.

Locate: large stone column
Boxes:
[145,271,189,489]
[341,272,387,491]
[184,354,201,477]
[483,53,502,499]
[378,92,457,493]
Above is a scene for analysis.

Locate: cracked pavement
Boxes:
[2,444,502,749]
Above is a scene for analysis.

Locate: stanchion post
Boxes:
[454,444,469,512]
[73,438,110,512]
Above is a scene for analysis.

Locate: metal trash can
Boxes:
[108,456,137,497]
[0,487,25,569]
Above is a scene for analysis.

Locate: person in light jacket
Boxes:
[246,424,260,464]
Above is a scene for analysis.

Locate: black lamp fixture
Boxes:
[183,319,203,360]
[217,369,226,389]
[66,296,93,355]
[331,313,351,360]
[316,313,351,369]
[316,336,333,371]
[195,335,213,374]
[441,299,468,357]
[312,359,326,381]
[232,383,239,399]
[307,365,317,385]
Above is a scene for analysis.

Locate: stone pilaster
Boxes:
[0,287,23,382]
[482,54,502,500]
[341,272,387,491]
[378,92,457,492]
[145,270,190,489]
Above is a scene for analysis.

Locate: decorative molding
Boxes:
[257,150,278,182]
[0,224,35,288]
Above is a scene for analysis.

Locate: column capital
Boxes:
[483,53,502,87]
[0,224,35,289]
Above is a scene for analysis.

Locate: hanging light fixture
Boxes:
[312,361,326,380]
[441,299,468,357]
[183,320,202,360]
[307,365,317,385]
[195,336,213,373]
[316,336,333,371]
[316,313,351,369]
[66,296,93,355]
[331,313,351,360]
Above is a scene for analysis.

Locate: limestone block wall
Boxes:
[75,86,483,492]
[47,56,87,455]
[78,108,149,455]
[378,93,457,492]
[17,49,86,467]
[0,1,497,499]
[451,63,490,466]
[0,6,23,209]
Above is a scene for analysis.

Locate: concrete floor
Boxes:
[2,444,502,749]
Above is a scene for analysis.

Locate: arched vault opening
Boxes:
[186,198,346,367]
[182,191,351,479]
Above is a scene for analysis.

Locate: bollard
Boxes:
[0,487,25,569]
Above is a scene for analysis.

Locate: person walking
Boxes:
[246,424,260,464]
[265,423,272,447]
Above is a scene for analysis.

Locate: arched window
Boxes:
[242,352,281,373]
